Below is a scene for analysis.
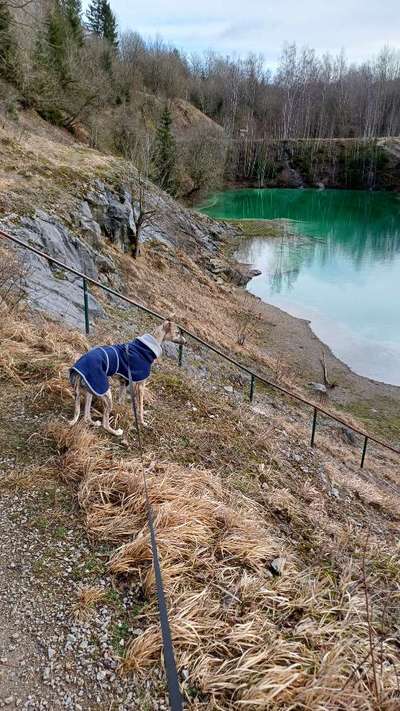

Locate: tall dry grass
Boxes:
[2,306,399,709]
[46,419,400,710]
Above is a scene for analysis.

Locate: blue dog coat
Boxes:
[70,335,162,396]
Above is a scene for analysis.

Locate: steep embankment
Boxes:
[1,110,399,440]
[0,110,399,709]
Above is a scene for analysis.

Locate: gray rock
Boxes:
[269,557,286,577]
[74,201,103,249]
[224,385,234,394]
[276,167,304,188]
[10,211,105,328]
[86,182,135,251]
[162,342,179,359]
[18,211,98,279]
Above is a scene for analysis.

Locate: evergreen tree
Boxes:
[86,0,118,48]
[102,1,118,47]
[35,1,83,89]
[46,3,69,80]
[153,105,177,195]
[0,0,19,84]
[62,0,83,45]
[86,0,103,35]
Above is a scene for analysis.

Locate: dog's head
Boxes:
[162,317,186,345]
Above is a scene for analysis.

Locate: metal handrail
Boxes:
[1,227,399,468]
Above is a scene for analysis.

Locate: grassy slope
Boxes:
[0,112,400,708]
[1,298,399,709]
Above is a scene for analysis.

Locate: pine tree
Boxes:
[86,0,118,48]
[0,0,20,84]
[86,0,103,36]
[102,1,118,47]
[46,3,69,80]
[153,105,177,195]
[62,0,83,45]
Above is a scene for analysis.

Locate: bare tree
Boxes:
[121,133,161,260]
[236,292,262,346]
[0,246,29,311]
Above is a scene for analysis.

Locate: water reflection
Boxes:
[204,189,400,385]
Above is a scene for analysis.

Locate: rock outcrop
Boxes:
[206,257,261,286]
[4,180,236,328]
[13,211,108,328]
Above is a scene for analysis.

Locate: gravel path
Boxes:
[0,389,166,711]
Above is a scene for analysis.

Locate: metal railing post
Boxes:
[249,374,255,403]
[360,436,368,469]
[178,331,184,367]
[311,407,318,447]
[82,277,90,335]
[0,230,399,467]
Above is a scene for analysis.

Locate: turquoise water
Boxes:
[201,189,400,386]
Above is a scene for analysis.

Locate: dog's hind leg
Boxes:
[69,379,81,426]
[83,391,101,427]
[117,378,127,405]
[102,390,123,437]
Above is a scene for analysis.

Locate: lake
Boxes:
[201,188,400,386]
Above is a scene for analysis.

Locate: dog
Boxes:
[69,319,186,436]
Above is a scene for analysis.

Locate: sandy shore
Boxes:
[227,221,400,444]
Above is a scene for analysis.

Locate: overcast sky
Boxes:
[84,1,399,66]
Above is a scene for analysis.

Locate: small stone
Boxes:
[224,385,234,394]
[269,557,286,577]
[332,487,340,499]
[4,697,14,706]
[47,647,55,660]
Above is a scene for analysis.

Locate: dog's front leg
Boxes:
[69,382,81,425]
[102,390,123,437]
[138,382,146,426]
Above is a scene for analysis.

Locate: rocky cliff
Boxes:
[227,137,400,190]
[0,112,239,327]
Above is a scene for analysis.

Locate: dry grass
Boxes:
[74,586,107,620]
[47,422,400,710]
[2,305,400,710]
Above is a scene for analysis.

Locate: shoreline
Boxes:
[220,219,400,443]
[253,292,400,443]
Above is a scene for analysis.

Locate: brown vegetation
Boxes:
[0,300,399,709]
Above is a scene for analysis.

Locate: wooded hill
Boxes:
[2,0,400,195]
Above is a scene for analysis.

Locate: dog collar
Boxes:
[136,334,162,359]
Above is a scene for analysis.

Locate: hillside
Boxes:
[0,112,400,709]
